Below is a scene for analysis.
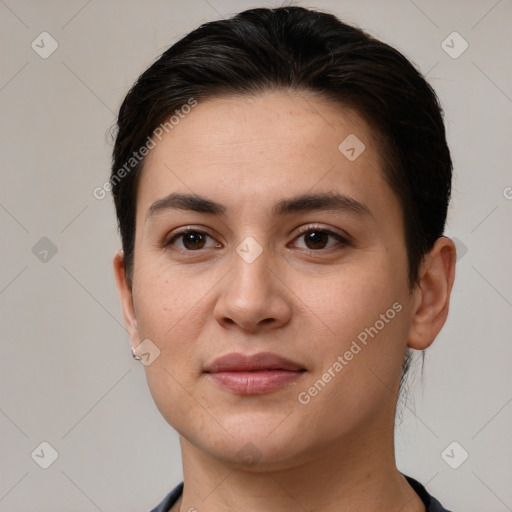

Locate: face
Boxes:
[117,90,420,470]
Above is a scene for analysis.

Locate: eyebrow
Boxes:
[145,191,372,222]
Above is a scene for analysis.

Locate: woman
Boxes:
[111,6,456,511]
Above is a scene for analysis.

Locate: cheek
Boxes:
[131,263,211,394]
[133,258,211,338]
[133,266,211,432]
[297,252,410,398]
[304,253,404,335]
[296,302,409,437]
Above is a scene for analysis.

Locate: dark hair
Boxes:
[110,5,451,394]
[111,5,451,289]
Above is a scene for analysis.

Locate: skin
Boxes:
[113,90,456,512]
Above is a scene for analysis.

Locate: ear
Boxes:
[407,236,457,350]
[113,250,141,351]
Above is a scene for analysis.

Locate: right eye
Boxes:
[165,228,221,251]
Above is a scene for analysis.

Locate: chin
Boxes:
[203,419,315,469]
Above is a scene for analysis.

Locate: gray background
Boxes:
[1,0,511,510]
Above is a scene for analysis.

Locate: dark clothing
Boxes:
[150,474,452,511]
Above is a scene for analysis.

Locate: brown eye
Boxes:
[303,230,330,250]
[181,231,206,250]
[291,228,348,251]
[166,229,218,251]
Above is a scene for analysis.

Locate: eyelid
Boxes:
[293,223,351,242]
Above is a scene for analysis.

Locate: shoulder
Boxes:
[149,482,184,512]
[403,474,453,512]
[149,477,454,512]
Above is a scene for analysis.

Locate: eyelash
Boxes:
[164,225,350,253]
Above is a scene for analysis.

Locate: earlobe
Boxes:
[113,250,141,349]
[407,237,456,350]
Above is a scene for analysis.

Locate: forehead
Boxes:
[136,90,395,223]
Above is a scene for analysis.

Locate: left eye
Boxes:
[291,229,347,251]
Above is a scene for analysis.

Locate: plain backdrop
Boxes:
[1,1,511,511]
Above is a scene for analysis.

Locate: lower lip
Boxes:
[205,370,305,394]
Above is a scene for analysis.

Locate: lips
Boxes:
[204,352,305,373]
[203,352,306,394]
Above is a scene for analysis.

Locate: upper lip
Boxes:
[204,352,305,373]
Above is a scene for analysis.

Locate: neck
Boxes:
[175,425,425,512]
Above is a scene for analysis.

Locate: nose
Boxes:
[213,242,292,333]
